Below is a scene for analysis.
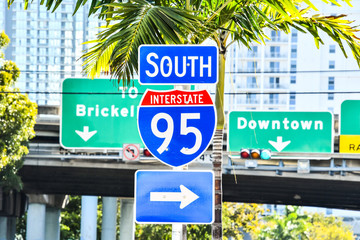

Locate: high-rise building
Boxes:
[226,0,360,114]
[1,0,360,113]
[0,0,103,105]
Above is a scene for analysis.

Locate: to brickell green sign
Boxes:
[61,78,174,149]
[228,111,333,153]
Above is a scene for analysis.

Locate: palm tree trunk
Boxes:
[212,46,226,240]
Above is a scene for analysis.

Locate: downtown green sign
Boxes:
[61,78,174,149]
[228,111,333,153]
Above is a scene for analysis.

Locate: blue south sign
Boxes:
[137,89,216,167]
[138,45,218,84]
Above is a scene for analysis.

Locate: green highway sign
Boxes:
[228,111,333,153]
[340,100,360,153]
[340,100,360,135]
[61,78,174,149]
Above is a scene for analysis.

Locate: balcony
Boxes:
[266,37,288,43]
[265,53,287,58]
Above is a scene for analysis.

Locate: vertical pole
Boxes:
[119,199,135,240]
[26,203,46,240]
[45,207,61,240]
[80,196,98,240]
[172,166,187,240]
[101,197,118,240]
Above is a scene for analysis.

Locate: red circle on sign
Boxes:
[123,144,140,160]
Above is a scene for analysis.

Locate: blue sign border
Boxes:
[137,89,217,167]
[138,45,219,85]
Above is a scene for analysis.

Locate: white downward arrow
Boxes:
[75,126,97,142]
[150,185,199,209]
[268,136,291,152]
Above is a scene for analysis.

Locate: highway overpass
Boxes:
[19,108,360,210]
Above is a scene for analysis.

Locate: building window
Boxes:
[271,30,280,41]
[269,94,279,104]
[248,46,258,57]
[328,77,335,90]
[247,61,258,72]
[290,76,296,84]
[291,30,298,42]
[247,77,257,88]
[290,60,297,73]
[270,46,280,57]
[291,45,297,58]
[329,45,336,53]
[329,60,335,69]
[290,92,296,105]
[269,77,280,88]
[270,62,280,72]
[246,93,257,104]
[328,93,334,100]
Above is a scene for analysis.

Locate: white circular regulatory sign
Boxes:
[123,144,140,161]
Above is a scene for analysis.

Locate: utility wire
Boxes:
[8,69,360,74]
[1,91,360,95]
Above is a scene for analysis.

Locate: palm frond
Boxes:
[82,0,204,85]
[275,13,360,66]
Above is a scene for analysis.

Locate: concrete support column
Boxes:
[101,197,118,240]
[26,194,67,240]
[80,196,98,240]
[0,217,14,240]
[119,199,134,240]
[0,217,8,240]
[26,203,46,240]
[45,207,61,240]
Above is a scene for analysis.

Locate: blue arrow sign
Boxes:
[138,45,218,84]
[137,89,216,167]
[135,170,214,224]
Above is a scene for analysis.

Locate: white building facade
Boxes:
[226,0,360,114]
[0,0,102,105]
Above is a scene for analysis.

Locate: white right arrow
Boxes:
[75,126,97,142]
[268,136,291,152]
[150,185,199,209]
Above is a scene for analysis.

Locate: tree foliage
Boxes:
[255,206,355,240]
[308,213,354,240]
[8,1,360,86]
[256,206,310,240]
[135,202,263,239]
[0,31,37,191]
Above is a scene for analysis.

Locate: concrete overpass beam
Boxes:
[119,198,134,240]
[101,197,118,240]
[80,196,98,240]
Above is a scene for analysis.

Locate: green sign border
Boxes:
[340,100,360,135]
[227,110,334,153]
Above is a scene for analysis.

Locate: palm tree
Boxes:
[8,0,360,239]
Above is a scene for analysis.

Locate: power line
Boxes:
[1,91,360,95]
[0,69,358,74]
[227,69,360,74]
